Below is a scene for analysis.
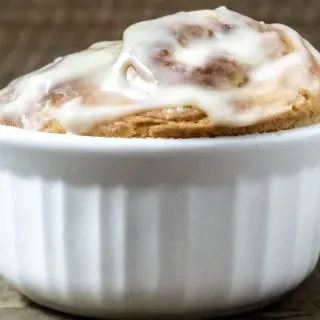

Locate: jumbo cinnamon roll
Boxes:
[1,7,320,138]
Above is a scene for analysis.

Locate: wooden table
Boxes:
[1,264,320,320]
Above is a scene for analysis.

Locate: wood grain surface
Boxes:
[0,263,320,319]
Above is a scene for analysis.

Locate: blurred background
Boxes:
[0,0,319,87]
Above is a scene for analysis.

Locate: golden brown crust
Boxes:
[41,91,320,138]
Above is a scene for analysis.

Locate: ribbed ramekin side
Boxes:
[0,163,320,315]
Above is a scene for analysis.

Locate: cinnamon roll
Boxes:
[1,7,320,138]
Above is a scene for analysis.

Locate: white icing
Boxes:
[173,28,268,68]
[0,7,319,134]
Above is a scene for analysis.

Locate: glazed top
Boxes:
[1,6,320,133]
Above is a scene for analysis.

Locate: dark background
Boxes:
[0,0,319,87]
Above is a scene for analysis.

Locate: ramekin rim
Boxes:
[0,124,320,153]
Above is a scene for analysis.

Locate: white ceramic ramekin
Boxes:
[0,125,320,318]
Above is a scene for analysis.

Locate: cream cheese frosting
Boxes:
[1,6,320,134]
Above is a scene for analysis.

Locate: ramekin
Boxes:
[0,125,320,318]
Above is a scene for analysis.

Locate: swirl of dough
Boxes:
[115,7,299,90]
